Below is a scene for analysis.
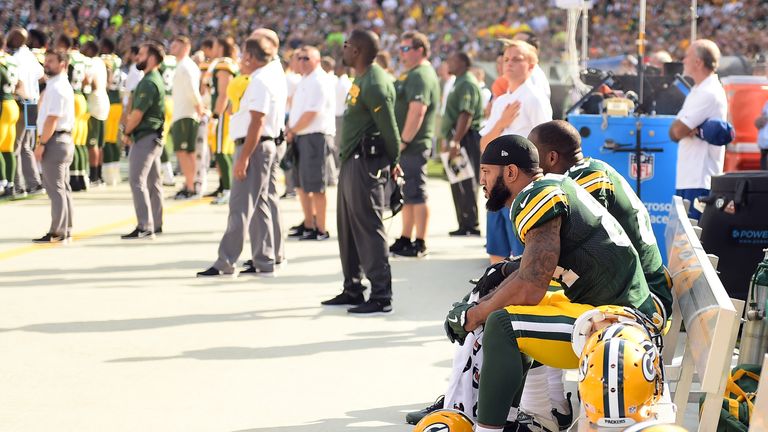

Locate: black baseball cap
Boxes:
[480,134,540,170]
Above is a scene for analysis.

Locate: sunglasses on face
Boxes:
[399,45,413,52]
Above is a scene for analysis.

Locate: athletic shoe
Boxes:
[552,392,573,431]
[287,221,306,236]
[174,188,195,200]
[393,240,428,258]
[2,186,17,199]
[27,185,45,196]
[211,190,230,205]
[32,233,65,243]
[449,227,482,237]
[154,227,163,235]
[196,266,234,278]
[320,291,365,306]
[120,228,155,240]
[204,186,223,198]
[504,409,559,432]
[405,395,444,425]
[388,237,411,254]
[348,299,392,314]
[299,229,330,241]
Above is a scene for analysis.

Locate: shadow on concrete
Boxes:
[232,404,420,432]
[0,306,318,334]
[107,324,442,363]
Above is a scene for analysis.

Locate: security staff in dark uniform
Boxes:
[442,51,484,237]
[120,43,166,239]
[321,29,401,314]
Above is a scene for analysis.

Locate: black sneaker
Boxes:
[204,186,223,198]
[154,227,163,235]
[389,237,410,254]
[174,188,194,200]
[405,395,444,425]
[393,240,428,258]
[288,224,308,238]
[449,227,481,237]
[321,291,365,306]
[196,266,234,278]
[552,392,573,431]
[347,299,392,314]
[504,410,558,432]
[32,233,65,243]
[120,228,155,240]
[300,229,330,241]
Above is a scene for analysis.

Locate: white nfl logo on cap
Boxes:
[501,150,509,157]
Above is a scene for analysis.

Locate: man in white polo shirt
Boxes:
[669,39,728,219]
[197,35,286,278]
[33,49,75,243]
[169,36,204,199]
[285,46,335,240]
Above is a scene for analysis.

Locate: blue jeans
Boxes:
[675,188,710,220]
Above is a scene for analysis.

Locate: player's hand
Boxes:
[445,301,475,345]
[499,101,521,128]
[34,144,44,162]
[472,258,520,298]
[234,156,249,181]
[392,164,403,181]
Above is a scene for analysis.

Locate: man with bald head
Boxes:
[668,39,727,219]
[321,29,401,314]
[286,46,335,240]
[8,27,44,196]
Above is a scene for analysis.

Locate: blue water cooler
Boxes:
[567,114,678,262]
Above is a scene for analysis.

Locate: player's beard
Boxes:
[485,172,511,212]
[136,60,148,71]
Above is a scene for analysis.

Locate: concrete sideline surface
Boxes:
[0,177,489,431]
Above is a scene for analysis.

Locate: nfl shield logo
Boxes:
[629,153,654,181]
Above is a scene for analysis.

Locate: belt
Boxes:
[54,130,71,134]
[234,136,277,146]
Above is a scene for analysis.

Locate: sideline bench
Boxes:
[749,353,768,431]
[576,196,743,431]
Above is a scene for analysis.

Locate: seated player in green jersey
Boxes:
[528,120,672,330]
[444,135,657,432]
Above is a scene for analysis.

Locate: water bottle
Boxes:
[739,249,768,365]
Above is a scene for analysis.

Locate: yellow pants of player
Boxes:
[0,99,20,152]
[104,103,123,144]
[502,291,595,370]
[208,112,234,155]
[73,94,89,146]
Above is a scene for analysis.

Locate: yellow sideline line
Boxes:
[0,198,210,262]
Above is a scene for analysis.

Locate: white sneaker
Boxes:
[211,189,230,205]
[509,409,559,432]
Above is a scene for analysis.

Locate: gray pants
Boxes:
[15,113,42,191]
[129,133,164,231]
[268,142,285,263]
[337,153,392,300]
[215,140,277,273]
[41,132,74,236]
[450,129,481,230]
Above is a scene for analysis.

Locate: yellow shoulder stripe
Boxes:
[518,193,568,242]
[574,171,606,186]
[514,186,558,228]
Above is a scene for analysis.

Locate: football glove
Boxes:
[472,257,521,298]
[445,301,476,345]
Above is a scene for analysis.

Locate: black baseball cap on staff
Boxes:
[480,134,541,171]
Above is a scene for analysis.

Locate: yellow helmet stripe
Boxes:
[605,339,623,419]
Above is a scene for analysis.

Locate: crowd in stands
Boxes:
[3,0,767,69]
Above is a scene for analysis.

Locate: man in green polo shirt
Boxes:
[120,42,166,240]
[390,30,440,258]
[442,51,484,237]
[321,29,401,315]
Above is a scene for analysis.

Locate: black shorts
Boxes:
[400,149,430,204]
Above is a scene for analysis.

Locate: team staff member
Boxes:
[445,135,656,432]
[8,28,44,196]
[389,31,440,258]
[169,36,203,199]
[207,37,239,204]
[285,46,335,241]
[120,42,166,240]
[33,49,75,243]
[0,33,24,198]
[99,37,125,186]
[479,39,551,264]
[669,39,727,219]
[442,51,484,237]
[82,41,109,186]
[197,35,286,278]
[320,29,401,314]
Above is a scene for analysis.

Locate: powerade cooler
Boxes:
[699,171,768,300]
[568,114,678,261]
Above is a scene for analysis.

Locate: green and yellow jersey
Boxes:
[102,53,123,104]
[209,57,238,110]
[160,55,177,96]
[226,74,250,114]
[510,174,653,315]
[566,157,673,316]
[68,50,88,95]
[0,53,19,100]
